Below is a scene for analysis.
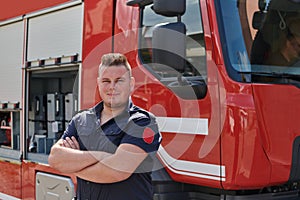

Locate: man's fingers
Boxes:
[62,138,72,148]
[62,137,80,149]
[65,137,75,148]
[71,136,80,149]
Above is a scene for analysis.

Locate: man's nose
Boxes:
[108,81,117,89]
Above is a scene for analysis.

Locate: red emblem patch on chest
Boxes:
[143,127,155,144]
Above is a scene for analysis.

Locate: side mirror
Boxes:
[152,22,186,72]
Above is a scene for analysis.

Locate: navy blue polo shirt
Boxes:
[62,101,161,200]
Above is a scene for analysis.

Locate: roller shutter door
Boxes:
[0,21,24,103]
[27,4,83,61]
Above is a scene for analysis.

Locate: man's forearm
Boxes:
[48,145,95,173]
[48,141,111,173]
[75,144,148,183]
[75,154,131,183]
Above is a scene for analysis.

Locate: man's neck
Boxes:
[100,104,126,125]
[104,106,126,117]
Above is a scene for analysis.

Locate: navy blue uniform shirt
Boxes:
[62,101,161,200]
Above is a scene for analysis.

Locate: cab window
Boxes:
[138,0,207,99]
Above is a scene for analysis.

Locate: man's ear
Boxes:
[130,77,135,93]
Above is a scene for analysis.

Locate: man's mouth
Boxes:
[107,93,119,97]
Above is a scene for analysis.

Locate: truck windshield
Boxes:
[215,0,300,84]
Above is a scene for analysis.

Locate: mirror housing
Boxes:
[152,22,186,72]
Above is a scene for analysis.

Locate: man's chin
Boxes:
[105,101,126,109]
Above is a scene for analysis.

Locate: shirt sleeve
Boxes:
[61,119,78,139]
[120,114,161,154]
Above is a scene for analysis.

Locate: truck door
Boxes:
[116,0,224,189]
[0,19,23,200]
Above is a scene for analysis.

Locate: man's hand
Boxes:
[62,136,80,149]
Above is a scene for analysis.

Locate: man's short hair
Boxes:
[99,53,132,77]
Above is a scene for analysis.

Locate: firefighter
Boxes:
[251,0,300,66]
[48,53,161,200]
[262,12,300,66]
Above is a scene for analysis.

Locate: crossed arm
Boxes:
[48,136,148,183]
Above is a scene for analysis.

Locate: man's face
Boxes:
[287,20,300,61]
[97,65,134,110]
[291,35,300,58]
[285,34,300,63]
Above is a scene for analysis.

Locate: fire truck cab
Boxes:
[1,0,300,199]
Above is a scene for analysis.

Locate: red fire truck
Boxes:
[1,0,300,199]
